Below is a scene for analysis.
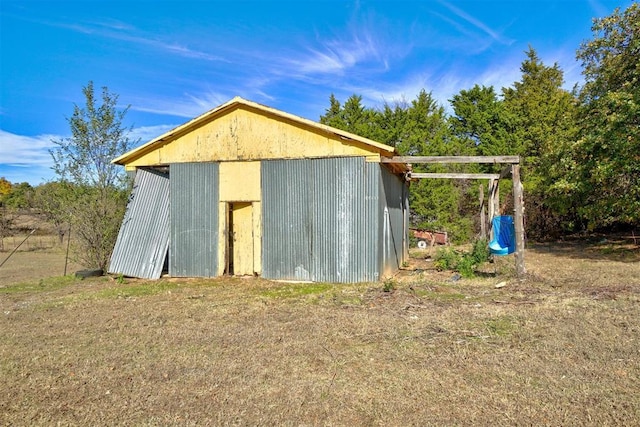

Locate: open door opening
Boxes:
[227,204,235,275]
[226,202,254,276]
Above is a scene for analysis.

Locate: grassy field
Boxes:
[1,236,639,425]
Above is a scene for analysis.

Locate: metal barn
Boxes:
[108,97,409,283]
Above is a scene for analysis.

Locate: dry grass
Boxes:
[1,212,82,284]
[1,237,639,426]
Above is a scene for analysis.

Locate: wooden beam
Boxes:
[382,156,520,164]
[410,173,500,180]
[512,164,526,278]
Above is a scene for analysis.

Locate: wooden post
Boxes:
[488,178,498,238]
[479,183,486,239]
[488,179,497,229]
[511,164,526,277]
[492,179,500,218]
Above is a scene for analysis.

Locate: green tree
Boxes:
[0,206,14,251]
[376,100,409,149]
[502,47,577,167]
[49,82,136,270]
[502,47,579,236]
[0,177,11,201]
[449,84,513,160]
[320,94,380,138]
[0,178,16,251]
[51,82,134,189]
[575,3,640,227]
[2,182,34,209]
[397,90,457,156]
[32,182,73,244]
[320,94,346,129]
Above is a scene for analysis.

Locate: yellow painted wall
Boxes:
[125,108,381,168]
[219,161,261,202]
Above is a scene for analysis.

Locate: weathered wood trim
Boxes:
[410,173,501,180]
[382,156,520,164]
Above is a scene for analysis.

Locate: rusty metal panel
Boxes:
[170,162,219,277]
[262,157,380,283]
[108,168,170,279]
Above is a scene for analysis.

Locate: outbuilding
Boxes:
[108,97,409,283]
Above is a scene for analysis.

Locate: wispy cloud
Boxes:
[273,8,406,81]
[0,130,59,167]
[344,53,524,112]
[0,125,180,184]
[351,72,470,113]
[129,124,177,144]
[47,18,228,62]
[439,1,515,46]
[90,18,136,32]
[475,58,524,92]
[0,130,60,184]
[123,14,403,117]
[285,30,386,76]
[131,90,231,118]
[430,11,496,54]
[354,75,431,107]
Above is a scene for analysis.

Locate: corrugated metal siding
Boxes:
[379,165,408,277]
[108,168,170,279]
[170,162,219,277]
[262,157,379,283]
[261,160,313,280]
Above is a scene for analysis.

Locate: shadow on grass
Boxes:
[528,236,639,264]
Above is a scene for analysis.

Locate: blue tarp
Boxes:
[489,215,516,256]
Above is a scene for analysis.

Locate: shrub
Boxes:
[470,238,491,265]
[434,247,462,271]
[434,238,490,278]
[383,279,396,293]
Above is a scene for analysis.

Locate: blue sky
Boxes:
[0,0,633,185]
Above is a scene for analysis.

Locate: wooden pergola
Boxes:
[381,155,526,278]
